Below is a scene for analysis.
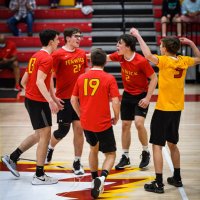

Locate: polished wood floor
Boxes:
[0,84,200,200]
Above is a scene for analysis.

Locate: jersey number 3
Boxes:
[84,78,100,96]
[28,58,36,74]
[174,68,184,78]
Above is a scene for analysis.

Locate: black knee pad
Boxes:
[53,123,70,140]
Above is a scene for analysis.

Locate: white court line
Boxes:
[0,123,199,127]
[163,147,189,200]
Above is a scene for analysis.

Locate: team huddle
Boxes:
[2,27,200,199]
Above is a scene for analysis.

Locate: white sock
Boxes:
[100,176,105,182]
[142,145,149,152]
[48,144,54,150]
[123,149,129,158]
[74,156,81,162]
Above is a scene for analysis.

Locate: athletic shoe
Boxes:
[139,151,150,168]
[144,180,164,194]
[72,159,84,175]
[91,176,104,199]
[167,177,183,187]
[31,174,58,185]
[115,154,131,170]
[75,3,82,8]
[14,84,22,91]
[1,155,20,177]
[45,148,54,164]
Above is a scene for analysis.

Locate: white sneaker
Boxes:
[31,174,58,185]
[75,3,82,8]
[91,176,104,198]
[1,155,20,177]
[72,160,85,175]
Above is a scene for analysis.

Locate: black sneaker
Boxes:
[167,177,183,187]
[144,181,164,194]
[91,176,104,199]
[139,151,150,168]
[115,155,131,170]
[73,159,84,175]
[45,148,54,164]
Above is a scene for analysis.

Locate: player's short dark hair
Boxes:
[39,29,59,46]
[91,48,107,67]
[117,34,136,52]
[161,37,181,54]
[63,27,81,43]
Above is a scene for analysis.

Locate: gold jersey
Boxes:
[155,55,195,111]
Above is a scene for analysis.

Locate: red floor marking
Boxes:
[0,162,148,200]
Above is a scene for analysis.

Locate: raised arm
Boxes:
[130,27,159,65]
[179,37,200,65]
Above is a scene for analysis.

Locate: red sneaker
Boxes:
[14,84,22,91]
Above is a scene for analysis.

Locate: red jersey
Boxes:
[52,47,88,99]
[109,52,154,95]
[0,40,17,59]
[72,68,120,132]
[25,50,53,102]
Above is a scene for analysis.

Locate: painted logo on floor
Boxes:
[0,161,153,199]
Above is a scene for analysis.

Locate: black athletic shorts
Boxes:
[150,109,181,146]
[57,99,79,124]
[84,126,116,153]
[0,60,14,69]
[121,91,149,120]
[25,97,52,130]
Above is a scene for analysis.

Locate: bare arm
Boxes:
[107,55,112,62]
[21,71,28,89]
[49,75,64,110]
[130,27,159,65]
[111,97,120,125]
[71,95,80,117]
[36,70,58,114]
[138,72,158,108]
[180,37,200,65]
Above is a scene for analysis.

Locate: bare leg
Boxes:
[152,144,163,173]
[12,60,20,86]
[121,120,132,149]
[49,133,61,148]
[18,131,40,152]
[89,143,99,172]
[161,16,168,37]
[36,127,51,166]
[135,116,148,146]
[173,17,182,36]
[72,120,84,157]
[102,152,116,171]
[167,142,180,168]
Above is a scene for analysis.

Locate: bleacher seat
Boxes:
[0,9,92,19]
[0,22,92,33]
[6,36,92,47]
[152,0,162,5]
[0,68,26,79]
